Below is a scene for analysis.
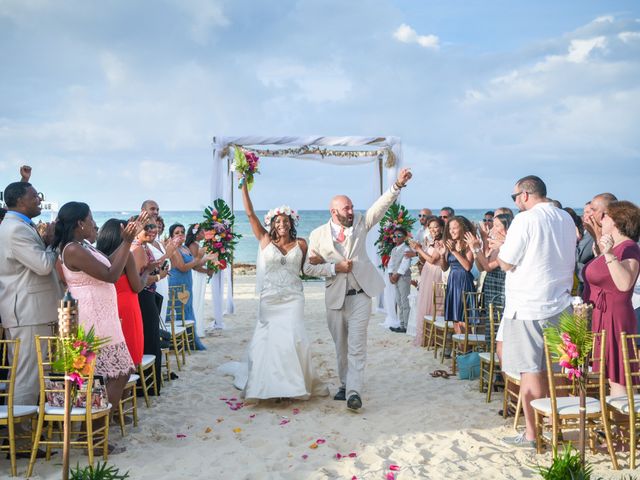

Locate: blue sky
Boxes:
[1,0,638,211]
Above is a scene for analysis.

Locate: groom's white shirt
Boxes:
[303,185,401,310]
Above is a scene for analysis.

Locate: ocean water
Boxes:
[90,209,498,264]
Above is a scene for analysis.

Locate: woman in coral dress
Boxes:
[583,201,640,397]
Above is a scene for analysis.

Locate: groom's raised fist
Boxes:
[396,168,412,187]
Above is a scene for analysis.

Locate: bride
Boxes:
[219,181,328,401]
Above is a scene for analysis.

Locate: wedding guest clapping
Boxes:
[437,216,475,334]
[583,201,640,397]
[166,223,215,351]
[186,224,214,340]
[53,202,144,408]
[410,216,445,346]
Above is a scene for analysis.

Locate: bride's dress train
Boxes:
[219,242,328,401]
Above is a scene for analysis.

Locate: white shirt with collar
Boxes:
[498,201,576,320]
[388,243,412,276]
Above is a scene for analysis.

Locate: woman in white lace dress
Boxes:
[220,182,328,401]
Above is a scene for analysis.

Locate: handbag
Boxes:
[457,351,481,380]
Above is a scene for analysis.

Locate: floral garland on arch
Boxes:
[374,203,416,270]
[200,199,242,274]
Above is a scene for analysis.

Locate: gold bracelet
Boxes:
[605,257,617,265]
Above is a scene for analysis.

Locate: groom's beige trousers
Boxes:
[327,292,371,398]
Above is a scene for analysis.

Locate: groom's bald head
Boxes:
[330,195,354,227]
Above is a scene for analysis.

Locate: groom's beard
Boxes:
[336,212,353,227]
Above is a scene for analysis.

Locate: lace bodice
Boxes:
[261,242,303,295]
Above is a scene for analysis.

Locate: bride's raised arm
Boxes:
[241,181,270,246]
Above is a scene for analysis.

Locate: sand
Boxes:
[23,275,628,479]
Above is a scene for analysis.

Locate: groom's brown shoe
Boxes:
[333,387,346,401]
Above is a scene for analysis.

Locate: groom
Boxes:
[304,168,413,410]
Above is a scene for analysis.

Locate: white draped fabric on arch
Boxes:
[209,136,404,329]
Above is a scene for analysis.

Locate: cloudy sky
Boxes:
[1,0,638,211]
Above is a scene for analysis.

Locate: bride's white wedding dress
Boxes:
[219,242,328,401]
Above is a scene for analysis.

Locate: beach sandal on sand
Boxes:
[430,369,451,379]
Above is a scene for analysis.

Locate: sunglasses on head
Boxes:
[144,224,158,231]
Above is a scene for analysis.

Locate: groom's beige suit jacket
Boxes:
[303,188,400,310]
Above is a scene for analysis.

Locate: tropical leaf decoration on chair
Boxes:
[374,202,415,270]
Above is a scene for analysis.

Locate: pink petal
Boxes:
[301,454,308,460]
[249,414,256,419]
[176,434,187,438]
[335,453,343,460]
[316,438,326,444]
[292,408,300,415]
[352,477,358,480]
[219,397,228,401]
[389,465,400,471]
[386,474,395,480]
[230,397,237,401]
[348,452,357,458]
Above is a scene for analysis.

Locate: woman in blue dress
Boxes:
[437,216,476,333]
[166,223,216,350]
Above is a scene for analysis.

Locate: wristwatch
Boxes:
[472,247,481,254]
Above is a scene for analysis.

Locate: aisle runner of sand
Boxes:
[27,275,625,479]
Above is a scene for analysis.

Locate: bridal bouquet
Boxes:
[52,326,108,389]
[375,203,415,270]
[231,147,260,190]
[200,199,242,274]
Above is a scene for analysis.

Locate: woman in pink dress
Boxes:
[410,216,445,346]
[583,200,640,397]
[53,202,145,407]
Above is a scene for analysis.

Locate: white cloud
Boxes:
[393,23,439,49]
[100,52,127,87]
[169,0,229,44]
[566,36,607,63]
[619,31,640,43]
[258,59,352,103]
[138,160,188,188]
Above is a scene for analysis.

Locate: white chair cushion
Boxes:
[606,394,640,414]
[503,371,521,381]
[479,352,499,362]
[127,373,140,384]
[43,403,112,416]
[182,320,195,326]
[140,354,156,367]
[434,319,447,328]
[452,334,486,343]
[0,405,38,418]
[530,396,601,415]
[174,326,186,335]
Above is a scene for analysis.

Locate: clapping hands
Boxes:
[463,232,481,251]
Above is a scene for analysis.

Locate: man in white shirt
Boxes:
[388,228,412,333]
[498,175,576,448]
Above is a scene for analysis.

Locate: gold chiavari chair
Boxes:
[27,336,111,477]
[0,339,38,477]
[479,304,503,402]
[423,282,446,349]
[531,332,606,457]
[137,354,158,408]
[602,332,640,469]
[117,373,139,436]
[168,284,195,354]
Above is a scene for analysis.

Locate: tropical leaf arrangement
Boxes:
[52,325,109,389]
[374,203,416,270]
[534,444,593,480]
[200,198,242,274]
[544,311,593,381]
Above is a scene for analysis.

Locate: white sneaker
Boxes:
[502,431,535,448]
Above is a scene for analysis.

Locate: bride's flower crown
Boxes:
[264,205,300,227]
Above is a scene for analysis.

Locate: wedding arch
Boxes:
[210,136,403,326]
